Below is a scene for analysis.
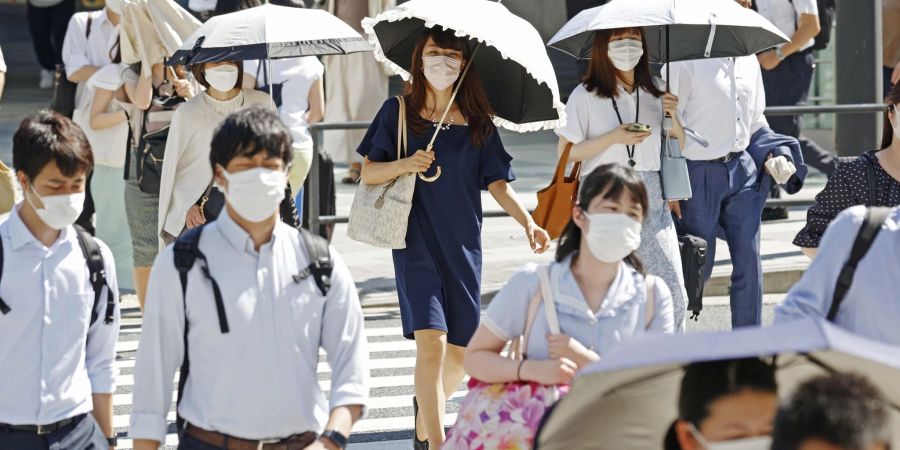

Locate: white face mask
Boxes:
[422,55,462,91]
[584,212,642,263]
[205,65,239,93]
[689,424,773,450]
[105,0,123,14]
[222,167,286,223]
[608,39,644,72]
[26,185,85,230]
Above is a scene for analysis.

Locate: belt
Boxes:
[710,152,743,164]
[1,414,85,435]
[185,424,318,450]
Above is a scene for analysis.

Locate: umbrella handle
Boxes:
[418,145,441,182]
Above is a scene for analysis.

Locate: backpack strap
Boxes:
[73,225,115,325]
[173,225,229,334]
[297,227,332,296]
[0,236,8,315]
[863,156,878,207]
[828,207,892,321]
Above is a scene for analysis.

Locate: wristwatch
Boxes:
[107,435,118,446]
[775,46,786,61]
[320,430,348,449]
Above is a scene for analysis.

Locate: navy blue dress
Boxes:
[357,98,516,346]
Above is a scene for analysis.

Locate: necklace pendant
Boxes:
[628,159,637,168]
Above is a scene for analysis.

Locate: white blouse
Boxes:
[157,89,272,242]
[556,83,666,174]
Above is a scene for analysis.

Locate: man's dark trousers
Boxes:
[26,0,75,72]
[762,50,837,177]
[0,414,108,450]
[676,152,771,328]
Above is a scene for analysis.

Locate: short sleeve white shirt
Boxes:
[61,10,118,108]
[556,84,664,173]
[244,58,324,149]
[755,0,819,52]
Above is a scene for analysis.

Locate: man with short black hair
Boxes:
[0,110,119,449]
[131,107,368,450]
[771,373,891,450]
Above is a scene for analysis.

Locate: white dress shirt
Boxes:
[756,0,819,53]
[556,84,665,173]
[0,206,120,426]
[662,56,768,161]
[130,212,369,443]
[61,9,118,108]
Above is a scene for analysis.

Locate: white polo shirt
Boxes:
[755,0,819,52]
[61,9,118,108]
[556,83,665,173]
[662,56,768,161]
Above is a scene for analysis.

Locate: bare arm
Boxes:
[359,151,433,186]
[557,125,651,162]
[89,88,128,130]
[316,405,363,450]
[124,71,154,111]
[306,78,325,124]
[464,326,576,385]
[488,180,550,254]
[782,14,821,56]
[68,65,100,83]
[800,247,817,259]
[91,393,114,443]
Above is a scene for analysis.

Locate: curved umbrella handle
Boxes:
[418,145,441,182]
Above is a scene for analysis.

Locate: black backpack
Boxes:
[827,207,892,321]
[0,225,115,326]
[789,0,835,51]
[170,224,333,433]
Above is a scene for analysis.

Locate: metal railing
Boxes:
[306,103,888,236]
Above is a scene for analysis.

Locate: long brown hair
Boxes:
[582,27,662,99]
[556,163,650,274]
[404,28,494,148]
[881,83,900,149]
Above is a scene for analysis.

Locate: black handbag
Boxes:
[134,93,186,194]
[678,233,708,320]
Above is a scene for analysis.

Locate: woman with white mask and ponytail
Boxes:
[556,27,690,331]
[156,61,270,246]
[464,163,674,413]
[357,28,550,449]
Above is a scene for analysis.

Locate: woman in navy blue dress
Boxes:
[357,28,551,449]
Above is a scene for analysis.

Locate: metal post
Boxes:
[309,126,322,237]
[835,0,883,156]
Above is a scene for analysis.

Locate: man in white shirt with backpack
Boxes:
[0,110,120,449]
[130,107,368,450]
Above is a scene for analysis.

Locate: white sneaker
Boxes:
[39,69,54,89]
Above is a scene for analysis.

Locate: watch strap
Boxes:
[320,430,348,449]
[107,435,118,446]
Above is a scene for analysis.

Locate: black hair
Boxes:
[213,0,261,15]
[882,82,900,149]
[663,358,778,450]
[210,106,293,170]
[13,110,94,180]
[555,163,650,273]
[771,373,890,450]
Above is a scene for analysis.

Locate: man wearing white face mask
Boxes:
[132,108,368,450]
[0,111,120,450]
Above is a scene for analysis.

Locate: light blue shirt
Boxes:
[0,206,120,426]
[776,206,900,345]
[130,212,369,443]
[484,257,675,360]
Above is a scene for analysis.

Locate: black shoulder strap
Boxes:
[0,236,8,315]
[173,225,229,334]
[74,225,115,325]
[828,207,892,321]
[298,227,332,296]
[86,13,93,39]
[863,156,878,207]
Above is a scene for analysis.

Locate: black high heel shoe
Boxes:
[413,396,429,450]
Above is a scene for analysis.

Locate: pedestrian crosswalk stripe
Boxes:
[112,315,470,449]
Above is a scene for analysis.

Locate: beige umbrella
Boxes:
[119,0,201,73]
[535,319,900,450]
